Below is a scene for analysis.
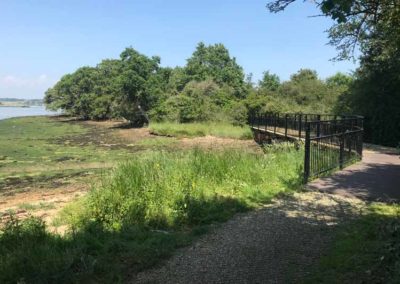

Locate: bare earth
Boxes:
[132,149,399,284]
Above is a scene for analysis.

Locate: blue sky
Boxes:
[0,0,357,99]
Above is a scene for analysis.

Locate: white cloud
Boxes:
[0,74,49,87]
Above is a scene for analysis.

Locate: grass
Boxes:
[0,145,304,283]
[307,203,400,283]
[0,116,171,191]
[134,137,178,147]
[149,122,253,139]
[18,202,56,211]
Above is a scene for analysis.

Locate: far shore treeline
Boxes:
[45,42,399,146]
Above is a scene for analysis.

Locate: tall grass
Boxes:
[149,122,253,139]
[0,146,303,282]
[80,147,303,230]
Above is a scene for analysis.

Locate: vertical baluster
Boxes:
[304,123,311,183]
[285,114,288,138]
[298,114,302,139]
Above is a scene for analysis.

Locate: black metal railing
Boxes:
[249,112,362,140]
[303,118,363,182]
[249,112,364,182]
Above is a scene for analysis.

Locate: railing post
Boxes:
[264,113,267,132]
[316,114,321,137]
[274,113,278,134]
[304,123,311,183]
[298,114,302,138]
[333,115,337,133]
[339,133,345,169]
[285,114,288,137]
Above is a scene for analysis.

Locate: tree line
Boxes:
[267,0,400,147]
[45,42,352,127]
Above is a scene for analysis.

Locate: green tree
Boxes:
[267,0,400,146]
[258,71,280,91]
[45,67,99,119]
[185,42,246,97]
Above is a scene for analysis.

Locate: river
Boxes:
[0,106,60,120]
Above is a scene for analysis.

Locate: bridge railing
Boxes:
[304,118,363,182]
[249,112,364,182]
[249,112,362,140]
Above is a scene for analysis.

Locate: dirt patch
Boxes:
[179,135,262,152]
[0,183,89,229]
[50,118,163,151]
[0,170,93,194]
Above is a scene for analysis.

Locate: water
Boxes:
[0,106,59,120]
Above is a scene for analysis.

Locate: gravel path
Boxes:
[131,192,364,284]
[308,149,400,202]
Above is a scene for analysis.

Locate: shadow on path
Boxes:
[132,192,364,284]
[308,151,400,203]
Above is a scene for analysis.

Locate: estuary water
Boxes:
[0,106,59,121]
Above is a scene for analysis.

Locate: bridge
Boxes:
[249,113,364,182]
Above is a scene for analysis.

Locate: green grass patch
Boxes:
[18,202,56,212]
[0,146,303,283]
[149,122,253,139]
[0,117,140,189]
[307,203,400,283]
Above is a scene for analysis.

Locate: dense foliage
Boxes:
[45,42,352,128]
[267,0,400,146]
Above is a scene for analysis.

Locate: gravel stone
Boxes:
[131,192,364,284]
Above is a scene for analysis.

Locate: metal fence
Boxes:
[303,117,363,182]
[249,113,361,140]
[248,112,364,182]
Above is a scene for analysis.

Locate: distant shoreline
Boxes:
[0,98,44,108]
[0,105,36,108]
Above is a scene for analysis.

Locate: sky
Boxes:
[0,0,357,99]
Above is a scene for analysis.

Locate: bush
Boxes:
[228,102,248,126]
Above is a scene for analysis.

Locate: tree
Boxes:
[185,42,246,97]
[267,0,400,60]
[290,69,318,82]
[267,0,400,146]
[258,71,280,91]
[326,72,353,88]
[44,67,99,119]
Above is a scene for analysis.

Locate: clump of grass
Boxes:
[18,202,56,212]
[308,203,400,283]
[0,146,303,282]
[149,122,253,140]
